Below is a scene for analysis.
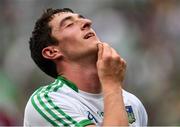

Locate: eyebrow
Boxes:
[59,14,85,27]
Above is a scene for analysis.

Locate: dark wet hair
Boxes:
[29,8,73,78]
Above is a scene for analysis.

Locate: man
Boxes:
[24,8,148,126]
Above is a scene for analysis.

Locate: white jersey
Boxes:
[24,76,148,126]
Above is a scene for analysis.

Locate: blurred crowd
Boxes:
[0,0,180,125]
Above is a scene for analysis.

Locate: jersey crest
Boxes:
[125,105,136,124]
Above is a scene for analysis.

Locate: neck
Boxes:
[57,57,102,94]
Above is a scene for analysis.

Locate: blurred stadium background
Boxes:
[0,0,180,125]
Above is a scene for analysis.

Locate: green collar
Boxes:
[57,76,79,92]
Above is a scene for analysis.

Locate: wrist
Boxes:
[102,82,123,94]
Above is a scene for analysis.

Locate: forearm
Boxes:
[102,83,128,126]
[96,43,128,126]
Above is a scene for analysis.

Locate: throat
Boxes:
[61,63,102,94]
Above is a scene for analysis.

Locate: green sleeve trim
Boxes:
[31,87,59,126]
[78,119,94,127]
[31,82,70,126]
[31,79,92,127]
[31,80,81,126]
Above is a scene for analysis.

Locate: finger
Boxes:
[121,58,127,69]
[111,47,119,57]
[97,43,103,60]
[101,43,112,58]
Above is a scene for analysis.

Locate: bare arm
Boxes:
[87,43,128,126]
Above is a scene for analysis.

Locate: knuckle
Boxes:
[113,55,120,61]
[121,58,126,63]
[121,58,127,68]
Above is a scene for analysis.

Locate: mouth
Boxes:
[83,32,95,39]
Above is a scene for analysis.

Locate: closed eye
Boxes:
[79,14,85,19]
[66,23,74,28]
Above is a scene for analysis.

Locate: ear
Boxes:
[42,46,63,60]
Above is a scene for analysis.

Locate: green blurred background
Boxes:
[0,0,180,125]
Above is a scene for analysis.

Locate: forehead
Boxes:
[48,12,77,28]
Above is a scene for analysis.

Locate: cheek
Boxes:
[57,27,85,57]
[62,27,82,42]
[59,36,81,56]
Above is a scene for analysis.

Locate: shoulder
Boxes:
[24,83,93,126]
[24,79,87,126]
[24,86,52,126]
[24,79,64,126]
[122,89,147,112]
[123,89,148,125]
[123,89,144,106]
[29,80,78,112]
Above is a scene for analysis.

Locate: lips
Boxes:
[84,32,95,39]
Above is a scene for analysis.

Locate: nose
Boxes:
[80,19,92,30]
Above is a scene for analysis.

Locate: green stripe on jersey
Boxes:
[31,79,82,126]
[57,76,78,92]
[31,87,58,126]
[37,93,69,126]
[78,119,94,127]
[31,79,68,126]
[43,81,81,126]
[44,93,79,126]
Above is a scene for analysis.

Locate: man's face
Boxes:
[49,12,100,61]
